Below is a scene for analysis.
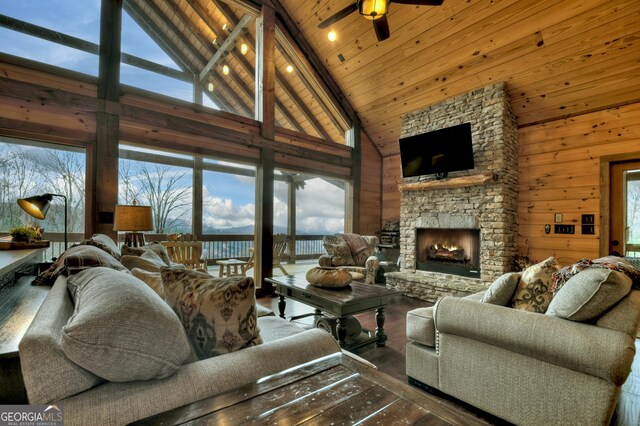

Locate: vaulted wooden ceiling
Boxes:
[279,0,640,157]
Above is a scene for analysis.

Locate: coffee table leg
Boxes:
[278,295,286,319]
[375,307,387,347]
[336,317,347,347]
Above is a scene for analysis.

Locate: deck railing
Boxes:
[38,232,326,264]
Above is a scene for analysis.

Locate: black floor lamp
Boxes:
[17,193,68,250]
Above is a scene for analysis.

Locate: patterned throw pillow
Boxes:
[323,239,356,266]
[510,257,559,313]
[161,268,263,360]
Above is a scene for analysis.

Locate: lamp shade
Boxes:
[113,205,153,232]
[17,194,54,220]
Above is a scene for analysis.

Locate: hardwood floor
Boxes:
[257,282,508,425]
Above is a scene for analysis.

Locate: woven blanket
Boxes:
[340,233,369,255]
[551,256,640,295]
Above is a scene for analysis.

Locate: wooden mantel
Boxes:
[398,172,497,192]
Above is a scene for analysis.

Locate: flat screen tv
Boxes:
[399,122,474,179]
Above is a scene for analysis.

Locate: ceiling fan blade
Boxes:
[373,16,390,42]
[318,3,358,29]
[391,0,444,5]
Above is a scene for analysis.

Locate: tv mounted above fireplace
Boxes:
[399,122,474,179]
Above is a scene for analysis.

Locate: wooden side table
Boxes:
[216,259,247,277]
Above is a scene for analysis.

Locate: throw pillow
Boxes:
[510,256,559,313]
[131,267,165,298]
[546,269,632,321]
[122,243,172,267]
[89,233,120,258]
[62,267,190,382]
[161,268,263,360]
[323,240,356,266]
[481,272,522,306]
[120,250,169,272]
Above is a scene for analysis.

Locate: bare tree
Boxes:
[120,161,191,233]
[627,177,640,244]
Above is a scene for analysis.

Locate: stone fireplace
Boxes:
[386,83,518,302]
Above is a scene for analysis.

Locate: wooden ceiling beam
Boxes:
[127,0,253,116]
[187,0,301,131]
[199,14,253,81]
[213,0,332,138]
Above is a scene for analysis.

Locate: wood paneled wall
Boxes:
[382,101,640,266]
[518,102,640,265]
[359,132,382,235]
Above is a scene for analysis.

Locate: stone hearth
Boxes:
[386,82,518,303]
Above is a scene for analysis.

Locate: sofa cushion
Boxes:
[89,233,120,258]
[161,268,263,360]
[62,267,190,382]
[546,269,632,321]
[121,250,169,272]
[122,243,172,267]
[131,267,165,298]
[511,256,559,313]
[481,272,521,306]
[19,277,104,404]
[407,307,436,347]
[597,290,640,335]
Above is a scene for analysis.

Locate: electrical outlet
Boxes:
[554,224,575,234]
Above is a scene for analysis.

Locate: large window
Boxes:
[0,0,101,76]
[0,138,85,235]
[119,146,193,234]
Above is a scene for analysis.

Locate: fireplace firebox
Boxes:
[416,228,480,278]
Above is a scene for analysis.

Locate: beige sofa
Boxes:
[406,274,640,426]
[19,240,340,426]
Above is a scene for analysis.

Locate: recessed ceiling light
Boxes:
[222,65,229,75]
[286,65,294,73]
[240,43,248,55]
[328,31,337,42]
[207,82,214,92]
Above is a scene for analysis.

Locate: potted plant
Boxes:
[9,225,41,243]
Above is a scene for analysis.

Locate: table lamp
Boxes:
[113,203,153,247]
[17,193,67,250]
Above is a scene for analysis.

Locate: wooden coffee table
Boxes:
[133,353,488,425]
[266,273,403,349]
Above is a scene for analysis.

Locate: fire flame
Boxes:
[434,243,460,251]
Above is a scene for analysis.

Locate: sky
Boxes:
[0,1,345,234]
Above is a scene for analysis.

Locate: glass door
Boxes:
[610,161,640,258]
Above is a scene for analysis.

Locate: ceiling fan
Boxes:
[318,0,444,42]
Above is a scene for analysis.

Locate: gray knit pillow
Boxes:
[546,268,632,321]
[62,267,190,382]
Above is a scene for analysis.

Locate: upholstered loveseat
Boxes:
[406,267,640,426]
[319,234,380,284]
[19,235,341,426]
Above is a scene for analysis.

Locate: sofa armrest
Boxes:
[319,254,332,267]
[59,329,340,426]
[434,296,636,385]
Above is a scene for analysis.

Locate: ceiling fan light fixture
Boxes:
[359,0,388,20]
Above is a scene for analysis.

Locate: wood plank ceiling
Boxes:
[123,0,347,144]
[279,0,640,157]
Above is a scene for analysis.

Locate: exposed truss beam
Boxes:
[189,0,299,131]
[199,14,252,81]
[213,0,327,137]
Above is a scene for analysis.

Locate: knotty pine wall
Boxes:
[359,132,382,235]
[381,101,640,265]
